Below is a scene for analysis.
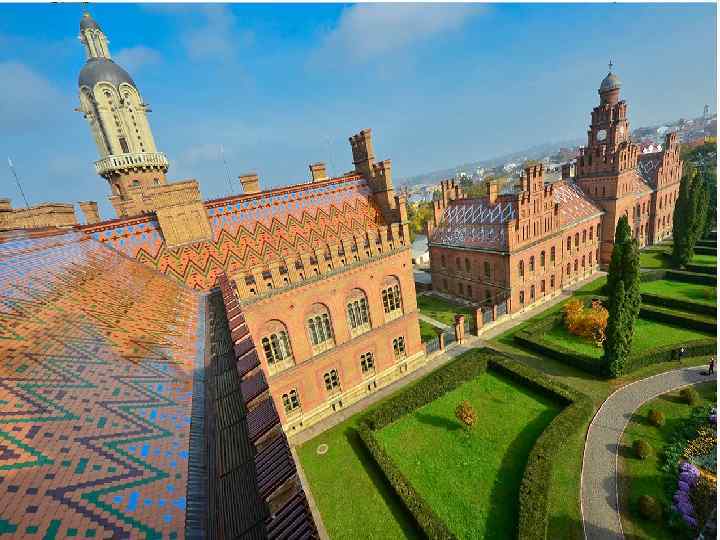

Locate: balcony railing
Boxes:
[95,152,169,175]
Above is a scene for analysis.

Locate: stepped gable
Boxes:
[0,229,204,539]
[553,181,604,227]
[81,173,383,290]
[429,197,517,250]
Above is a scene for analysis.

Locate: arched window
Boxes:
[307,304,335,355]
[530,285,535,300]
[550,246,555,263]
[566,263,571,274]
[485,290,492,303]
[540,251,545,267]
[567,237,572,250]
[574,260,578,272]
[282,389,301,414]
[261,321,294,374]
[519,260,524,277]
[393,336,406,360]
[575,233,579,247]
[346,289,371,337]
[323,369,341,393]
[360,352,375,375]
[550,275,555,288]
[582,230,587,243]
[529,256,535,272]
[519,290,525,304]
[589,227,593,241]
[484,261,491,278]
[582,255,585,267]
[382,277,403,321]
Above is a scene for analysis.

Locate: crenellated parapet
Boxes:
[230,224,410,303]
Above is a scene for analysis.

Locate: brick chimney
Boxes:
[239,173,260,195]
[78,201,100,224]
[486,180,499,204]
[309,162,327,182]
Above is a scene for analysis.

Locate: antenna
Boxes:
[7,157,37,228]
[219,145,234,197]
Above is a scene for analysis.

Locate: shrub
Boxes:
[633,439,652,459]
[638,495,663,521]
[563,298,608,346]
[681,387,701,406]
[455,400,476,428]
[649,409,666,427]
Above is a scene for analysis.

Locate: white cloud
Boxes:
[114,46,162,73]
[0,62,66,134]
[316,3,483,64]
[181,6,252,62]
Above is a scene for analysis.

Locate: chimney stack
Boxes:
[486,180,499,204]
[309,162,327,183]
[239,173,260,195]
[78,201,100,225]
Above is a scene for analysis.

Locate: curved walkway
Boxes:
[581,364,715,539]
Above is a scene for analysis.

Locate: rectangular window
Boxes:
[324,369,340,392]
[119,137,130,153]
[393,337,406,361]
[360,352,375,375]
[282,389,301,414]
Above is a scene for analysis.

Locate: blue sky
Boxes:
[0,3,716,219]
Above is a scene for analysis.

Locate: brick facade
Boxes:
[428,69,682,315]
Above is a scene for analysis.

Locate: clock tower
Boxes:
[574,64,649,264]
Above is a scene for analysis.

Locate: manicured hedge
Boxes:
[640,292,716,317]
[623,338,716,373]
[684,264,717,276]
[694,245,717,256]
[639,304,717,334]
[639,269,668,283]
[664,269,716,285]
[357,348,594,540]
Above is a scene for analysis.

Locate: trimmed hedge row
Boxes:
[640,292,716,317]
[513,306,716,378]
[664,269,716,285]
[694,245,717,256]
[684,263,717,275]
[357,348,593,540]
[639,304,717,334]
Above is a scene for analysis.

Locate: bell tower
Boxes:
[575,63,642,264]
[76,10,169,217]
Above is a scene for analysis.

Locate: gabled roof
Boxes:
[637,152,663,188]
[553,181,604,227]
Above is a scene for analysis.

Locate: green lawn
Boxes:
[542,318,713,359]
[416,294,475,326]
[639,249,671,269]
[376,372,561,539]
[691,253,717,267]
[640,279,716,306]
[297,408,423,539]
[419,319,441,343]
[619,382,716,540]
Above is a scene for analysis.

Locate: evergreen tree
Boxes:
[672,166,695,267]
[690,170,709,246]
[602,216,640,376]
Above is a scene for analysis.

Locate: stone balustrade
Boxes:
[95,152,169,175]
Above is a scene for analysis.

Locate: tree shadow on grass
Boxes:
[658,392,686,404]
[414,412,461,432]
[485,408,560,539]
[341,426,424,539]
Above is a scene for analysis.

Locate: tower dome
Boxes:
[80,11,100,31]
[599,62,621,93]
[78,58,135,90]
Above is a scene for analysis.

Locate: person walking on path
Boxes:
[709,357,715,376]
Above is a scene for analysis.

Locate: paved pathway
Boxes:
[581,365,716,539]
[417,312,451,330]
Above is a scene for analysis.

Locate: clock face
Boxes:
[596,129,607,142]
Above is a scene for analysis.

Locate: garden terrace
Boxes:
[416,294,476,326]
[357,349,593,540]
[619,383,716,540]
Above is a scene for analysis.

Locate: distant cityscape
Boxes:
[401,107,717,204]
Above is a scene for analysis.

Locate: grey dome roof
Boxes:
[78,58,135,89]
[80,12,100,31]
[600,71,621,92]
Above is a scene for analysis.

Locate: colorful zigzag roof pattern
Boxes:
[0,229,203,539]
[83,175,383,290]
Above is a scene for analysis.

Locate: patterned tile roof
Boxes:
[82,174,383,290]
[0,230,203,539]
[429,198,516,250]
[637,153,662,188]
[553,181,604,227]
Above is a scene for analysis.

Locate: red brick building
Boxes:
[427,67,682,314]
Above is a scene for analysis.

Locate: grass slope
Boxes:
[419,319,441,343]
[416,294,475,326]
[619,382,716,540]
[640,279,716,306]
[542,318,713,359]
[376,372,561,539]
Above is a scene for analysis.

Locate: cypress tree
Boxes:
[602,215,640,376]
[672,165,697,267]
[691,170,709,247]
